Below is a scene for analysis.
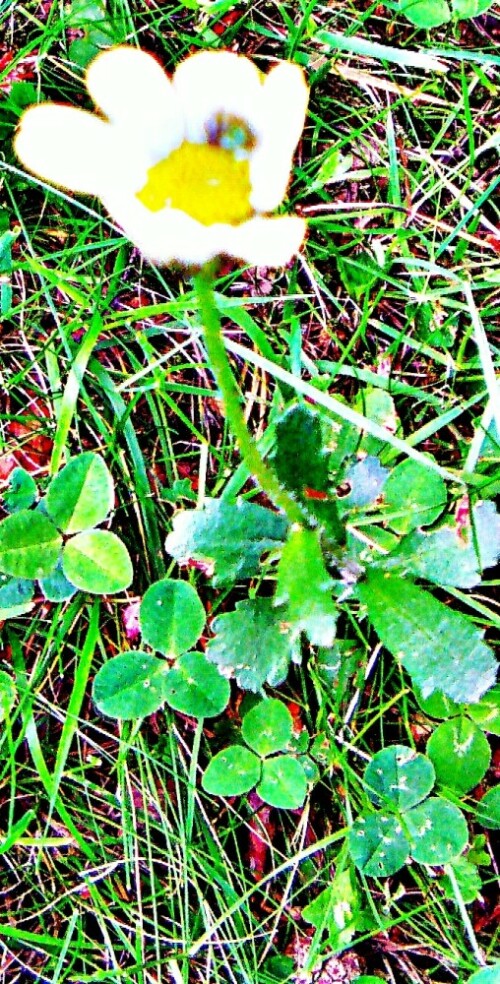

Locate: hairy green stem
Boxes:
[193,267,305,526]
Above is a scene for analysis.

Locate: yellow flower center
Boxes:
[136,141,253,226]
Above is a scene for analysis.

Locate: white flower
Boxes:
[15,47,309,267]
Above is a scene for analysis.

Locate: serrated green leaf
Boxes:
[274,528,337,647]
[364,745,435,811]
[427,718,491,794]
[3,467,37,513]
[45,453,114,534]
[475,787,500,830]
[207,597,297,692]
[359,569,497,704]
[163,652,230,718]
[165,499,288,586]
[202,746,261,797]
[406,798,468,864]
[399,0,451,28]
[272,403,330,497]
[0,510,61,579]
[382,457,447,533]
[0,671,17,722]
[349,813,410,877]
[241,699,293,756]
[140,578,205,657]
[93,652,167,719]
[62,530,133,594]
[258,755,308,809]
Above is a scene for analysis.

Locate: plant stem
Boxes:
[193,267,305,526]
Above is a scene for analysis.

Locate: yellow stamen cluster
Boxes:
[137,141,253,225]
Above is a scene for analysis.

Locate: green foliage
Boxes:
[259,755,308,809]
[349,745,469,877]
[396,0,495,26]
[274,527,337,647]
[439,856,484,905]
[139,578,205,657]
[45,452,114,534]
[405,798,468,865]
[3,467,37,513]
[475,787,500,830]
[467,967,500,984]
[0,574,35,618]
[241,699,293,756]
[93,652,167,720]
[272,403,329,497]
[0,670,17,721]
[165,498,288,586]
[349,813,410,878]
[66,0,118,68]
[62,530,133,594]
[0,510,62,579]
[364,745,435,811]
[202,746,261,797]
[302,868,359,951]
[163,651,230,717]
[427,718,491,794]
[0,453,132,604]
[382,457,447,533]
[359,569,497,704]
[207,597,297,691]
[203,699,309,809]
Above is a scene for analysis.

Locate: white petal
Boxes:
[223,216,306,266]
[250,62,308,213]
[100,188,305,268]
[173,51,264,144]
[15,104,114,194]
[86,47,183,161]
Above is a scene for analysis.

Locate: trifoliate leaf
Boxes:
[274,527,337,647]
[207,597,298,692]
[359,569,497,704]
[165,499,288,586]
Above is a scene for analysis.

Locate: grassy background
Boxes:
[0,0,499,981]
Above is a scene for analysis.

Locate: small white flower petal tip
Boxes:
[14,46,309,268]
